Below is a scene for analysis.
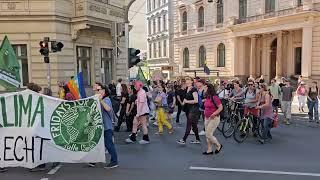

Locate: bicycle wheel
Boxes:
[217,118,225,132]
[222,115,238,138]
[233,119,250,143]
[257,118,264,139]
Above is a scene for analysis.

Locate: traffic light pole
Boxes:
[124,0,136,78]
[47,62,51,89]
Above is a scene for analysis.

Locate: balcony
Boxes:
[235,6,304,25]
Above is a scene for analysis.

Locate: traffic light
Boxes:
[128,48,141,68]
[51,41,64,52]
[39,41,49,57]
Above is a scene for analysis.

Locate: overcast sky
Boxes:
[128,0,147,51]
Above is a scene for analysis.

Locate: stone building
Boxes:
[146,0,174,80]
[173,0,320,82]
[0,0,128,94]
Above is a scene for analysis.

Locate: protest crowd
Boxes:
[1,75,319,173]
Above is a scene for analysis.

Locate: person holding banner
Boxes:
[126,81,150,144]
[90,83,119,169]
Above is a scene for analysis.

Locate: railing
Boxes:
[235,6,304,25]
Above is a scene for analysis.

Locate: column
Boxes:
[250,35,257,78]
[276,31,283,78]
[302,26,313,77]
[230,37,238,76]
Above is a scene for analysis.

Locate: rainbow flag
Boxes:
[66,72,86,99]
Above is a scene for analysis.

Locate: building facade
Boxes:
[146,0,174,80]
[0,0,128,94]
[173,0,320,82]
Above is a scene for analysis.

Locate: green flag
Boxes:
[136,66,147,84]
[0,36,21,90]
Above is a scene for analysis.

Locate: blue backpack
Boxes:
[198,90,205,110]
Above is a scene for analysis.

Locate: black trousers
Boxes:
[183,111,200,141]
[115,108,127,131]
[176,105,182,123]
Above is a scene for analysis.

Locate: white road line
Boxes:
[47,164,62,175]
[189,167,320,177]
[40,178,49,180]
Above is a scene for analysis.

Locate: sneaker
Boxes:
[190,140,201,144]
[258,139,265,144]
[199,130,206,136]
[87,163,96,167]
[202,151,214,155]
[155,132,163,135]
[189,130,195,135]
[153,122,158,126]
[104,162,119,169]
[285,121,291,125]
[125,138,136,144]
[168,128,174,134]
[177,139,186,145]
[139,140,150,145]
[0,168,7,173]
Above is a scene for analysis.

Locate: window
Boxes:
[149,44,152,59]
[101,48,113,84]
[182,11,188,31]
[217,0,224,24]
[147,0,151,12]
[77,46,91,86]
[148,19,151,35]
[199,46,206,67]
[163,14,167,31]
[158,16,161,32]
[12,45,29,86]
[153,43,157,58]
[217,43,225,67]
[153,19,156,34]
[158,42,162,57]
[198,6,204,28]
[183,48,189,68]
[297,0,302,7]
[163,40,167,57]
[265,0,275,13]
[153,0,156,10]
[239,0,247,20]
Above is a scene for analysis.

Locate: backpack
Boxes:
[244,88,256,99]
[210,95,226,119]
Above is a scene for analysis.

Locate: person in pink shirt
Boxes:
[126,81,150,144]
[203,83,223,155]
[296,81,307,112]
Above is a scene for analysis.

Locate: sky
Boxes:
[128,0,147,51]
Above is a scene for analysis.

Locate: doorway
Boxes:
[270,39,277,79]
[295,47,302,75]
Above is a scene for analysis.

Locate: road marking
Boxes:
[189,167,320,177]
[47,164,62,175]
[40,178,49,180]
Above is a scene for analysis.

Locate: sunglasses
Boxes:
[248,84,254,86]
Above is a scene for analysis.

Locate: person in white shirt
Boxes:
[116,78,122,97]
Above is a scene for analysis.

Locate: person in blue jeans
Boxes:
[307,81,319,123]
[90,82,118,169]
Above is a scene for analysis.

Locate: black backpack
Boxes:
[210,95,226,119]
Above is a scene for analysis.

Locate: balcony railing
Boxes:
[235,6,304,25]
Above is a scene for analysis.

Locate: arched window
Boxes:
[199,46,206,67]
[183,48,189,68]
[239,0,247,20]
[217,43,225,67]
[182,11,188,31]
[217,0,224,24]
[265,0,275,13]
[198,6,204,28]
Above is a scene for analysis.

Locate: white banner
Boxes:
[0,90,105,168]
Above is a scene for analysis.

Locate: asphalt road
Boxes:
[2,110,320,180]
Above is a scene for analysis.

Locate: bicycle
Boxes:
[233,106,263,143]
[217,98,230,132]
[222,100,244,138]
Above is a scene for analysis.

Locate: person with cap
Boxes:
[296,81,307,112]
[281,79,295,125]
[126,81,151,144]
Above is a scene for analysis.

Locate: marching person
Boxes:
[296,81,307,112]
[166,84,176,124]
[126,81,151,144]
[126,85,138,132]
[257,83,274,144]
[281,79,295,125]
[175,83,186,124]
[203,83,223,155]
[269,78,281,113]
[154,84,173,134]
[307,81,320,123]
[115,84,129,132]
[177,77,201,145]
[90,82,119,169]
